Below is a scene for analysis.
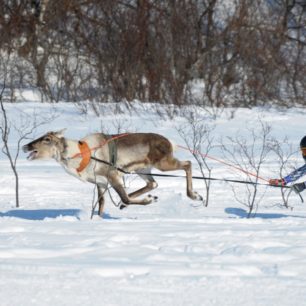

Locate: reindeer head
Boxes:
[23,129,66,161]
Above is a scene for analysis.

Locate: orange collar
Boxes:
[76,141,91,173]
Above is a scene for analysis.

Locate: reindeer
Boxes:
[23,130,203,216]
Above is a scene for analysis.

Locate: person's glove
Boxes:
[292,182,306,193]
[269,178,286,186]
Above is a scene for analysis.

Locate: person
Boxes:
[269,136,306,193]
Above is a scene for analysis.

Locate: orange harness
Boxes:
[71,134,129,173]
[76,141,92,173]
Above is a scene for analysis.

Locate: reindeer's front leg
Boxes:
[97,185,106,216]
[108,173,155,208]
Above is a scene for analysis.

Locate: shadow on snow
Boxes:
[0,209,82,220]
[0,209,118,221]
[225,207,306,219]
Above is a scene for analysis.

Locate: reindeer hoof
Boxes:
[148,194,158,202]
[119,203,128,210]
[189,192,203,201]
[196,193,203,201]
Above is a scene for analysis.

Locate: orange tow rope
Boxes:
[177,145,269,183]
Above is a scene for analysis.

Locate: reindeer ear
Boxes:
[54,129,66,138]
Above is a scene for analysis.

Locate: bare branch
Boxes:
[177,116,215,206]
[221,119,272,217]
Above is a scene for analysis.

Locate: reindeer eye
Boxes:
[44,137,51,143]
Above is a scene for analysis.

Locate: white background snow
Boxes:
[1,102,306,306]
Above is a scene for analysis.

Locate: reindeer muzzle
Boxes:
[22,143,38,160]
[22,144,30,153]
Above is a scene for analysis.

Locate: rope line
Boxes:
[70,133,129,160]
[90,156,289,189]
[177,145,269,183]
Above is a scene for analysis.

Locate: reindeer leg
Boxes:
[108,173,156,209]
[97,185,106,217]
[128,169,158,199]
[156,157,203,201]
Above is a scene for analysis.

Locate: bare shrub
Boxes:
[0,85,54,207]
[1,0,306,108]
[221,120,272,217]
[177,116,215,206]
[269,137,301,208]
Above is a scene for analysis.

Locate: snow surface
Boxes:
[1,102,306,306]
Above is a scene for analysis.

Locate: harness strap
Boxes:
[105,135,118,169]
[91,156,129,174]
[72,133,129,173]
[76,141,91,173]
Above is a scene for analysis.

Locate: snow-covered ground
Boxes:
[1,102,306,306]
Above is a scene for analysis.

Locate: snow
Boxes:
[1,102,306,306]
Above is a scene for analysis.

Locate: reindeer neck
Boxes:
[60,139,80,160]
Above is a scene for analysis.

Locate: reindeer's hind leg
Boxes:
[128,168,158,199]
[156,157,203,201]
[108,173,155,208]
